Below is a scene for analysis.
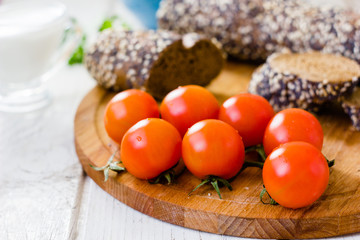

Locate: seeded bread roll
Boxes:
[248,52,360,112]
[157,0,360,63]
[85,29,224,99]
[341,87,360,130]
[249,64,324,112]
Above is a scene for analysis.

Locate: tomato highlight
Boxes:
[160,85,219,136]
[104,89,159,144]
[219,93,274,147]
[121,118,182,181]
[182,119,245,198]
[262,141,330,209]
[263,108,323,155]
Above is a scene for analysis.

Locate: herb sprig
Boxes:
[68,34,86,65]
[68,15,130,65]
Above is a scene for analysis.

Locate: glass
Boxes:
[0,0,77,112]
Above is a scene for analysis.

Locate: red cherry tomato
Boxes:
[104,89,159,144]
[160,85,219,136]
[263,108,323,155]
[182,119,245,180]
[218,93,274,147]
[262,141,329,209]
[120,118,182,180]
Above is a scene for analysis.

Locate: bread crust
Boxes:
[341,87,360,130]
[85,30,224,99]
[157,0,360,63]
[248,53,360,112]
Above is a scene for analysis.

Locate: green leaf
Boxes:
[121,22,131,31]
[68,34,87,65]
[99,20,112,32]
[61,18,78,45]
[98,15,131,32]
[99,16,118,32]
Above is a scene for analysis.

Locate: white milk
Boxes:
[0,1,67,92]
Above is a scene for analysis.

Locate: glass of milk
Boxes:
[0,0,76,112]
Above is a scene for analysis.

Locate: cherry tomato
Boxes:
[160,85,219,136]
[263,108,323,155]
[218,93,274,147]
[182,119,245,180]
[120,118,182,180]
[262,141,329,209]
[104,89,159,144]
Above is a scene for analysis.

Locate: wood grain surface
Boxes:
[74,61,360,239]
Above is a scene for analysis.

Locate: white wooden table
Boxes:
[0,0,360,239]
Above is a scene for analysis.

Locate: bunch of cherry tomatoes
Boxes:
[95,85,333,209]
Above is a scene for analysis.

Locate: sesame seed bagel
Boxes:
[85,29,224,99]
[157,0,360,63]
[248,52,360,112]
[341,87,360,130]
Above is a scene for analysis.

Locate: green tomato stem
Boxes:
[148,159,185,185]
[243,160,264,169]
[245,144,267,162]
[210,180,222,199]
[148,170,176,185]
[325,157,335,168]
[90,150,124,182]
[260,186,278,205]
[188,179,210,196]
[189,176,232,199]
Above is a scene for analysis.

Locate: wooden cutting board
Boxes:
[74,62,360,239]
